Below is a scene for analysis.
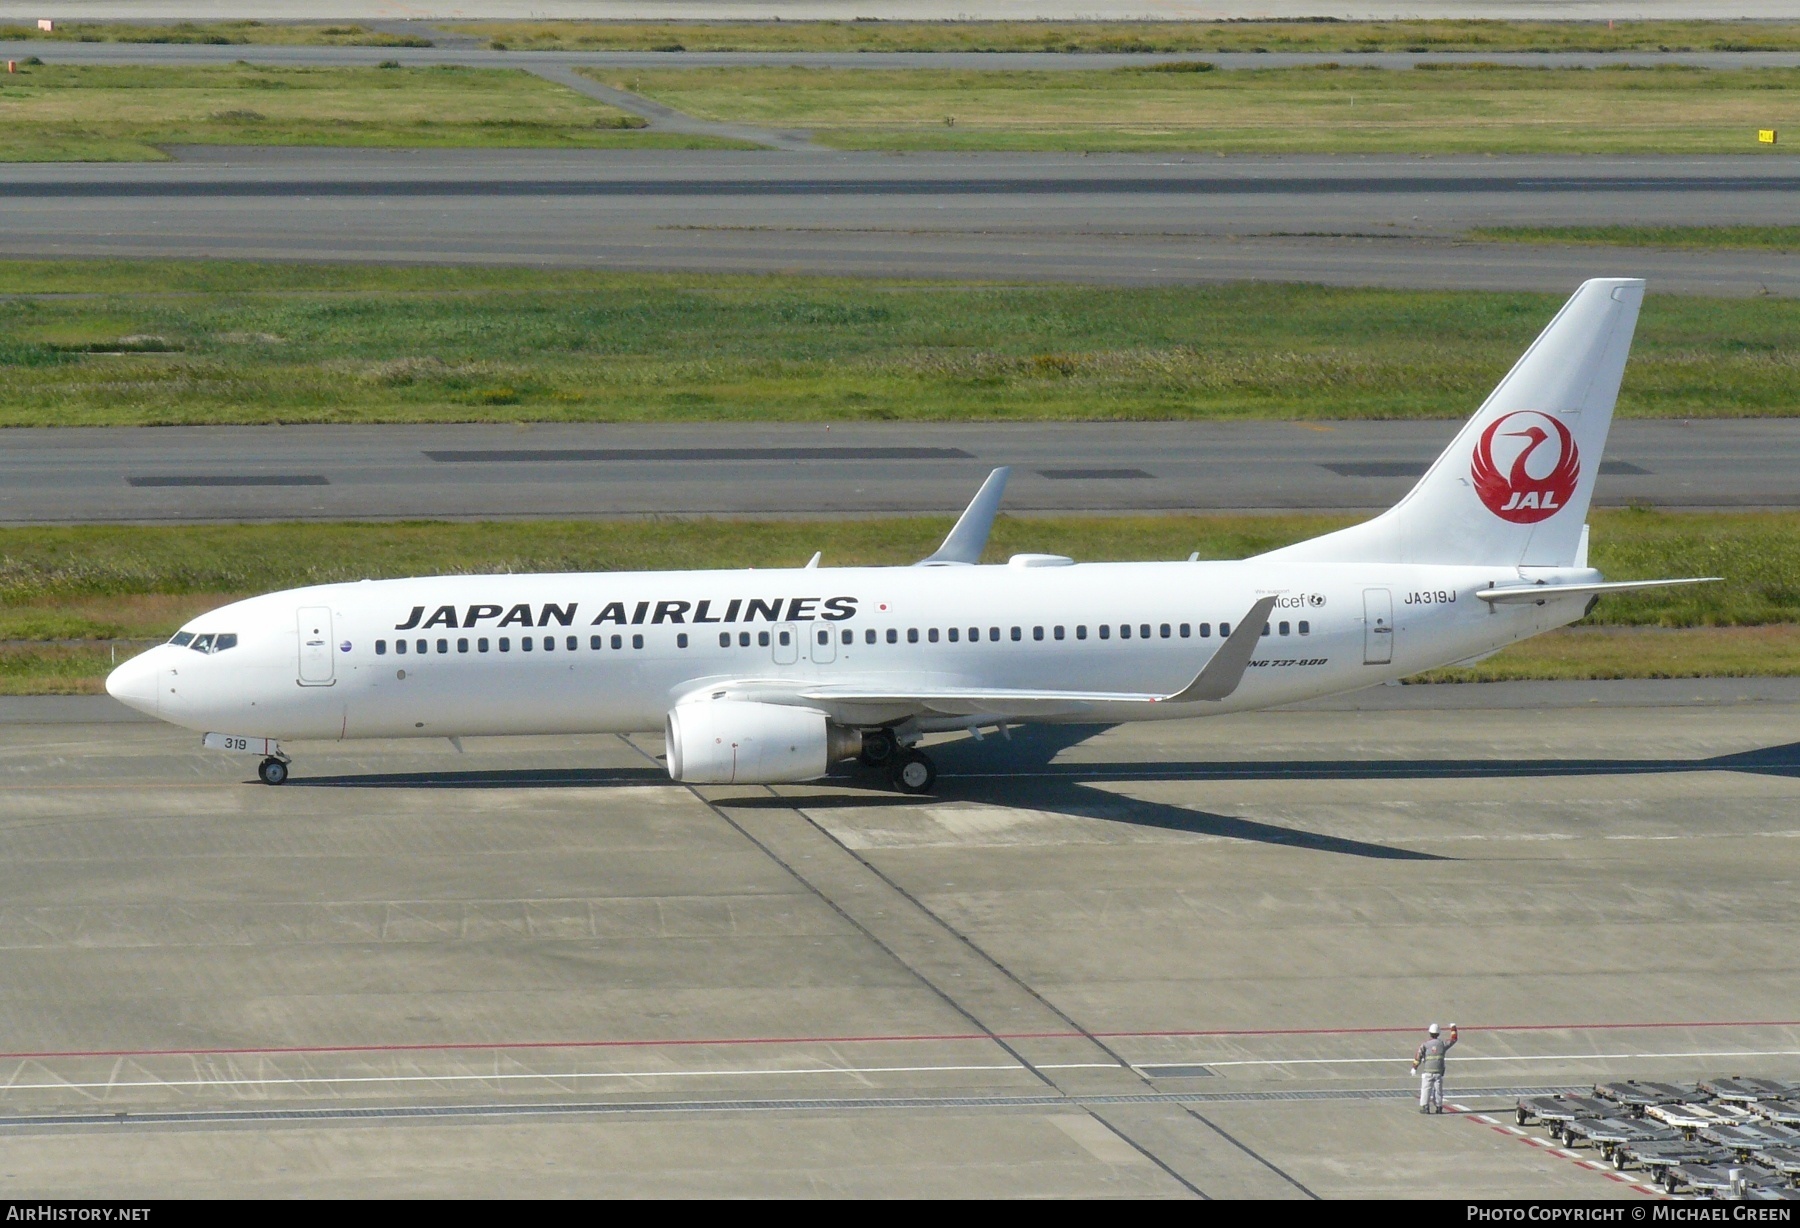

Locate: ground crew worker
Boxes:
[1411,1022,1458,1113]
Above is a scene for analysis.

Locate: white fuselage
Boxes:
[109,557,1594,743]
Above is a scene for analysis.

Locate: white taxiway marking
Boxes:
[1187,1048,1800,1070]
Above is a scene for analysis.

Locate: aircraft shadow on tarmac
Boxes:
[285,727,1800,863]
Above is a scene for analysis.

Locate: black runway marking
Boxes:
[128,475,328,487]
[1037,468,1153,480]
[1322,460,1650,478]
[424,446,973,463]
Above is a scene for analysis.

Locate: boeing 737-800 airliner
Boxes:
[106,278,1711,792]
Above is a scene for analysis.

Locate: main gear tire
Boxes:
[889,750,936,795]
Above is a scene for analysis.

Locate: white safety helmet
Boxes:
[1428,1023,1440,1036]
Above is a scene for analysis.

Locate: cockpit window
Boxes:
[185,633,238,655]
[213,633,237,652]
[189,634,214,653]
[170,632,195,647]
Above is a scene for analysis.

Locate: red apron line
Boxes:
[0,1019,1795,1064]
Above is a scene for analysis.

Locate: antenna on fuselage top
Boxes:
[918,467,1011,567]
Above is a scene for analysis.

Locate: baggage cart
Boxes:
[1516,1094,1613,1140]
[1647,1100,1754,1136]
[1699,1121,1800,1160]
[1749,1146,1800,1185]
[1613,1137,1732,1176]
[1752,1101,1800,1128]
[1700,1076,1795,1103]
[1562,1115,1678,1159]
[1595,1080,1702,1115]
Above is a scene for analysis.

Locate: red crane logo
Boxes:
[1471,411,1581,524]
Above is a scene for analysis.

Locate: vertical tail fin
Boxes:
[1259,278,1644,567]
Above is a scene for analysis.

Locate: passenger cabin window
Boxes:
[1160,624,1172,639]
[376,640,387,655]
[841,629,852,645]
[394,640,407,656]
[1099,625,1110,640]
[1076,625,1087,640]
[1010,627,1021,641]
[1219,623,1231,638]
[779,630,791,647]
[479,638,490,652]
[1119,625,1130,640]
[1200,623,1212,638]
[989,627,1000,642]
[611,635,623,649]
[1032,626,1043,641]
[677,633,689,648]
[1054,626,1065,640]
[739,632,751,647]
[968,627,979,642]
[865,629,876,645]
[818,629,830,645]
[1140,624,1151,639]
[458,638,469,653]
[758,631,770,647]
[543,636,554,652]
[948,627,959,643]
[594,636,605,650]
[927,628,939,643]
[720,632,731,648]
[632,634,644,649]
[437,639,448,654]
[1261,623,1271,637]
[499,638,510,652]
[1299,620,1310,635]
[415,639,426,654]
[1179,623,1191,638]
[566,636,577,651]
[886,629,898,644]
[523,637,534,652]
[1279,621,1290,636]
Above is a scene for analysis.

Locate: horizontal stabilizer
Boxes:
[1476,577,1719,605]
[919,467,1010,566]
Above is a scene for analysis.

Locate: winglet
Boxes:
[1161,596,1279,703]
[919,467,1011,566]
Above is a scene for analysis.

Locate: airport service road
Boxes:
[3,149,1798,294]
[0,679,1792,1196]
[0,420,1791,525]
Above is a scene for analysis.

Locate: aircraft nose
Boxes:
[105,650,160,716]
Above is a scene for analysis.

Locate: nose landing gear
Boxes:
[258,756,289,786]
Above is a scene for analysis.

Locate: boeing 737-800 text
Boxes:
[106,279,1712,791]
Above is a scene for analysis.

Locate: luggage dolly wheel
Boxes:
[1613,1151,1629,1170]
[1516,1107,1529,1127]
[889,749,936,795]
[257,756,289,786]
[859,728,898,768]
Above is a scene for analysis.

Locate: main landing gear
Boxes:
[258,756,289,786]
[889,749,936,795]
[855,728,936,794]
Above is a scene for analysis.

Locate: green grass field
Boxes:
[0,509,1791,693]
[1469,225,1800,252]
[451,19,1800,54]
[0,64,751,161]
[592,63,1799,154]
[0,20,431,46]
[2,263,1797,427]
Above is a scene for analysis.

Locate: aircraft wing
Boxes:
[697,597,1280,720]
[1476,577,1719,605]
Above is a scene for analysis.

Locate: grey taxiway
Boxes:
[0,679,1793,1196]
[5,148,1798,294]
[4,419,1795,524]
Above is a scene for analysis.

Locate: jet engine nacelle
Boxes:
[665,699,861,784]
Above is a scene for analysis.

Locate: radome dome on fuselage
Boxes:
[106,278,1714,792]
